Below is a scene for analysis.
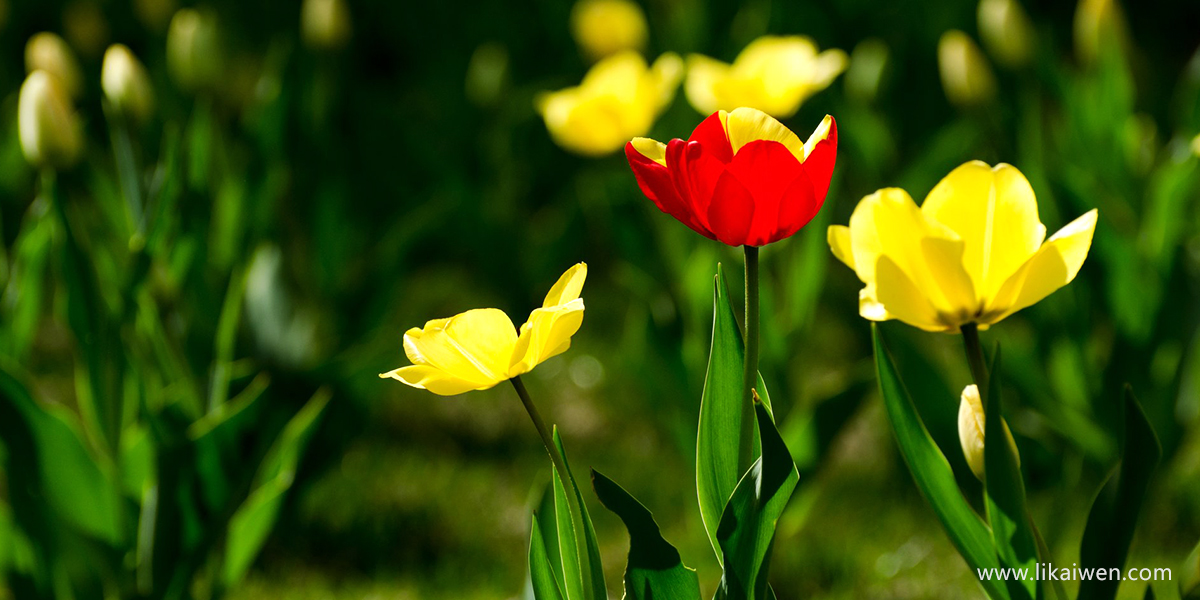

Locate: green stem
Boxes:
[739,245,760,473]
[106,105,144,238]
[961,322,989,409]
[511,376,594,597]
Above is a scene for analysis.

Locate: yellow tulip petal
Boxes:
[810,48,850,90]
[721,107,805,161]
[921,236,978,326]
[684,54,729,116]
[510,299,586,376]
[801,114,834,161]
[649,53,684,109]
[630,137,667,166]
[827,225,855,270]
[873,256,946,332]
[379,365,487,396]
[987,209,1098,322]
[921,161,1047,300]
[544,262,588,307]
[402,308,518,386]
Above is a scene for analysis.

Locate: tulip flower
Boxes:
[625,107,837,247]
[380,263,587,395]
[957,384,1020,480]
[537,51,681,156]
[977,0,1034,68]
[25,33,83,99]
[828,161,1098,333]
[167,8,221,92]
[938,31,996,108]
[102,44,155,122]
[301,0,352,51]
[19,71,83,170]
[685,36,847,119]
[570,0,647,61]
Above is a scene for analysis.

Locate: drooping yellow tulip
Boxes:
[570,0,647,61]
[381,264,587,395]
[828,161,1098,332]
[685,35,847,119]
[537,51,680,156]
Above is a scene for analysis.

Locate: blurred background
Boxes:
[1,0,1199,598]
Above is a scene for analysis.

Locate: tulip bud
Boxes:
[958,384,1020,480]
[102,44,155,122]
[19,71,83,170]
[166,8,221,92]
[301,0,352,51]
[1191,134,1200,158]
[1074,0,1126,66]
[25,33,83,99]
[938,31,996,108]
[570,0,647,61]
[977,0,1034,68]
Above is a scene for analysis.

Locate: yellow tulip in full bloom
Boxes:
[685,35,847,119]
[570,0,647,61]
[381,264,587,395]
[537,51,680,156]
[828,161,1098,332]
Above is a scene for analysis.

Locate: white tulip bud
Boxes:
[25,32,83,99]
[102,44,155,122]
[301,0,352,51]
[958,384,1020,480]
[19,70,83,170]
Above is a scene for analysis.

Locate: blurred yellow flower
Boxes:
[1074,0,1126,66]
[19,70,83,170]
[537,52,680,156]
[102,44,155,122]
[301,0,352,51]
[25,32,83,99]
[828,161,1098,333]
[977,0,1034,68]
[685,35,847,119]
[167,8,221,92]
[381,264,587,396]
[570,0,647,61]
[957,383,1019,480]
[938,30,995,108]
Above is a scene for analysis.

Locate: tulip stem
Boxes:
[510,376,594,596]
[961,323,989,409]
[740,245,760,473]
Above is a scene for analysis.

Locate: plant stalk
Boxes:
[961,322,989,409]
[739,245,760,473]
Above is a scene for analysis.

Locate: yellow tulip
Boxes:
[938,31,996,108]
[957,384,1020,480]
[25,33,83,99]
[977,0,1034,68]
[537,51,680,156]
[301,0,352,51]
[828,161,1098,332]
[381,264,587,395]
[570,0,647,61]
[19,70,83,170]
[102,44,155,122]
[685,35,847,119]
[167,8,221,92]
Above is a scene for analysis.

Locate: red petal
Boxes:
[724,140,805,245]
[773,168,820,242]
[706,170,755,246]
[667,139,725,236]
[627,141,713,239]
[687,111,733,163]
[801,116,838,203]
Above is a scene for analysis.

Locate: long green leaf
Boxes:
[530,517,566,600]
[713,402,797,600]
[872,325,1008,600]
[1181,537,1200,599]
[592,470,700,600]
[698,265,772,564]
[1079,386,1162,600]
[549,429,607,600]
[982,347,1037,600]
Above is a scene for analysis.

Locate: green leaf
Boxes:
[530,517,566,600]
[1080,386,1163,600]
[549,429,607,600]
[698,265,772,564]
[872,325,1008,600]
[1181,537,1200,599]
[981,347,1037,600]
[713,402,797,600]
[222,387,331,586]
[591,470,700,600]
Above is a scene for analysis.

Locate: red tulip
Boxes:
[625,107,837,246]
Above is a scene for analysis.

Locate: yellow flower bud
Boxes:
[570,0,647,62]
[301,0,352,51]
[957,384,1020,480]
[977,0,1034,68]
[25,33,83,99]
[938,30,996,108]
[167,8,221,92]
[19,70,83,170]
[102,44,155,122]
[1074,0,1125,66]
[1191,134,1200,158]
